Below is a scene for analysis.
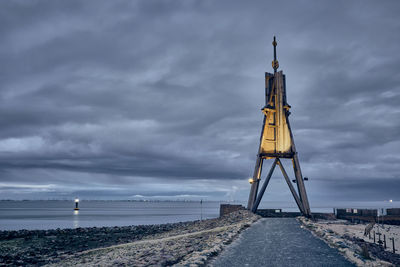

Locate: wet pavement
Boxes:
[212,218,356,267]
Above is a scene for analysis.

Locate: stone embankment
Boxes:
[299,217,400,267]
[0,210,259,266]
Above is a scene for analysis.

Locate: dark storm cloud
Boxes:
[0,0,399,203]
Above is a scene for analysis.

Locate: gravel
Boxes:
[299,217,399,266]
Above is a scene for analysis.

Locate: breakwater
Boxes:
[0,210,259,266]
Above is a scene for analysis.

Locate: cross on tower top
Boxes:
[272,36,279,73]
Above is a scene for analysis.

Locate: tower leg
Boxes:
[251,158,278,213]
[247,157,263,210]
[292,153,311,216]
[276,159,305,214]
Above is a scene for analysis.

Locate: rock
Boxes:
[1,210,260,266]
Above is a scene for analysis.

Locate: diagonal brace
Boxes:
[251,158,278,212]
[276,158,305,214]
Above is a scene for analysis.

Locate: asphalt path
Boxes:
[212,218,356,267]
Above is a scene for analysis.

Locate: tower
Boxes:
[74,197,80,210]
[247,37,311,217]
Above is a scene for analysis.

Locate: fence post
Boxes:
[384,235,386,249]
[390,237,396,254]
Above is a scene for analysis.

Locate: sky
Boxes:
[0,0,399,208]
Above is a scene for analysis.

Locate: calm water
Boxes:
[1,200,395,231]
[0,200,222,230]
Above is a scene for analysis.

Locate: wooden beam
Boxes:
[285,111,311,217]
[251,158,278,213]
[292,154,311,216]
[259,152,294,158]
[247,156,263,210]
[248,103,272,210]
[276,158,305,214]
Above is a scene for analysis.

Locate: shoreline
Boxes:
[0,210,260,266]
[298,217,400,266]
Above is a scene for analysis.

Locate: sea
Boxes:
[0,200,396,231]
[0,200,224,231]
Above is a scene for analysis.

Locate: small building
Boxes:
[219,204,244,217]
[335,208,377,218]
[257,208,282,214]
[359,209,378,216]
[387,208,400,216]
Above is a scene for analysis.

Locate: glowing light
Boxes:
[74,210,79,215]
[248,178,254,184]
[74,197,80,211]
[389,199,393,203]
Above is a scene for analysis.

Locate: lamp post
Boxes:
[200,199,203,221]
[74,198,80,210]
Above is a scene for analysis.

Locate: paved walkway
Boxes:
[212,218,355,267]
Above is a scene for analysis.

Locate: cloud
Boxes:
[0,0,399,203]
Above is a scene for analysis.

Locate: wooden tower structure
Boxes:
[247,37,311,217]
